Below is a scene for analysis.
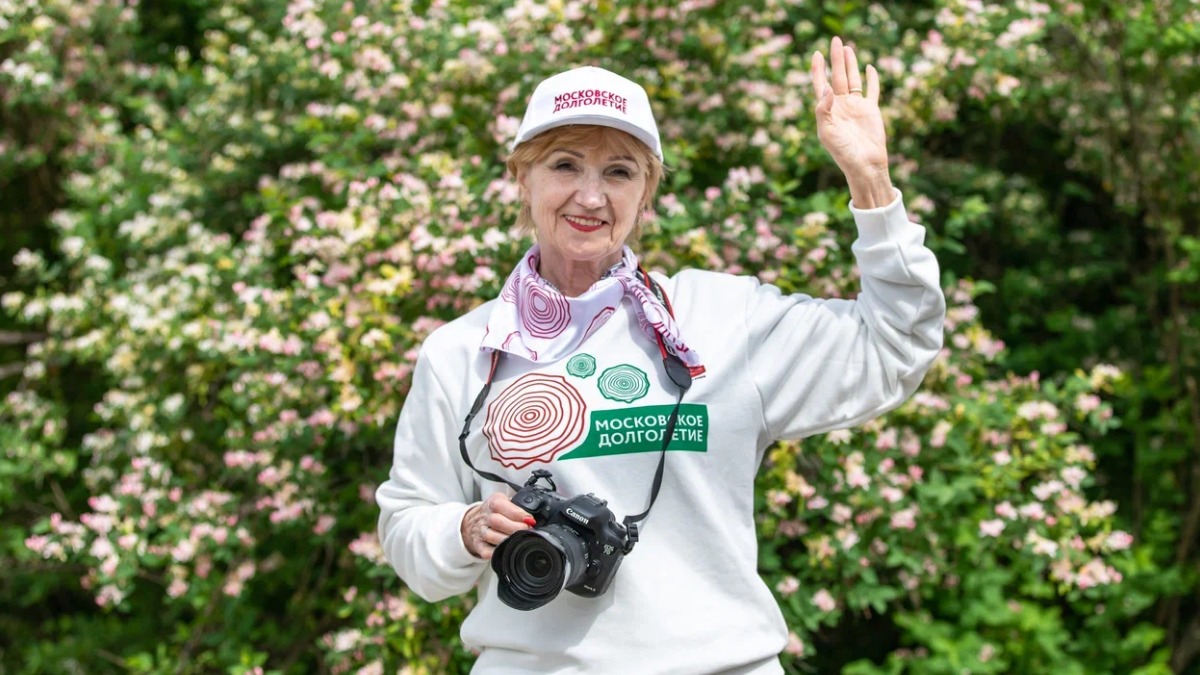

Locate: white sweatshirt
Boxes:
[377,190,945,674]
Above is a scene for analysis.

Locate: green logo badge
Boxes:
[596,364,650,403]
[559,404,709,460]
[566,354,597,378]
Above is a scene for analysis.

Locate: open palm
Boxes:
[810,36,890,180]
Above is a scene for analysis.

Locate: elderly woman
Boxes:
[377,37,945,674]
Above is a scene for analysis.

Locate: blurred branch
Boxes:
[0,331,45,345]
[1177,374,1200,568]
[50,480,74,519]
[0,362,24,380]
[1170,612,1200,674]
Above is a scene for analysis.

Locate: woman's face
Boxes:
[519,137,647,271]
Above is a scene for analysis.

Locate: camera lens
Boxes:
[492,525,587,611]
[524,549,553,579]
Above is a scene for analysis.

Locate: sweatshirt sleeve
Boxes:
[376,343,487,602]
[745,189,945,440]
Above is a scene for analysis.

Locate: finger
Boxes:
[829,36,848,95]
[482,523,504,546]
[491,500,537,526]
[867,64,880,104]
[810,50,827,100]
[817,85,834,117]
[487,511,532,535]
[845,44,863,95]
[477,528,496,560]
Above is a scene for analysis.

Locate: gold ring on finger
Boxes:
[849,87,863,95]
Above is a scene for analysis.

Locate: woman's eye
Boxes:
[552,161,575,171]
[609,167,633,179]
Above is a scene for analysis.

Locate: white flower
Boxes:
[1027,533,1059,557]
[59,236,85,259]
[826,428,852,445]
[13,248,44,270]
[1032,480,1065,501]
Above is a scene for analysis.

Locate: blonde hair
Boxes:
[506,125,664,238]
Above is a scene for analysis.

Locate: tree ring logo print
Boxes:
[520,281,571,338]
[597,364,650,403]
[483,374,587,468]
[566,354,597,378]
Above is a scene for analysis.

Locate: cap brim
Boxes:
[514,113,662,160]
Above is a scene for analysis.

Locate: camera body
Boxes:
[492,470,634,610]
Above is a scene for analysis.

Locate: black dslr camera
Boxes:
[491,470,634,611]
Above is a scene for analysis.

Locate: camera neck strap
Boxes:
[623,266,692,532]
[458,350,524,492]
[457,267,692,539]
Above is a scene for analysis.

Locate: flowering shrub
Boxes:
[2,0,1189,672]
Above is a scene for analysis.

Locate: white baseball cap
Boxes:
[511,66,663,160]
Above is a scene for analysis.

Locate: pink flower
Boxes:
[1032,480,1065,501]
[846,467,870,490]
[1105,531,1133,551]
[24,535,49,555]
[1041,422,1067,435]
[1027,533,1059,557]
[314,515,336,535]
[1076,559,1122,588]
[96,584,126,608]
[784,632,806,657]
[979,644,995,663]
[831,504,852,524]
[837,528,860,551]
[1017,401,1058,421]
[1061,466,1087,489]
[1075,393,1101,413]
[1018,502,1046,521]
[776,576,800,596]
[777,520,807,538]
[767,490,793,510]
[89,495,119,513]
[812,589,836,612]
[307,408,337,427]
[257,467,284,487]
[995,501,1018,519]
[890,507,918,530]
[875,428,897,450]
[979,519,1005,537]
[930,420,951,447]
[223,577,244,597]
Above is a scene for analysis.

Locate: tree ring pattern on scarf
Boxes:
[520,281,571,338]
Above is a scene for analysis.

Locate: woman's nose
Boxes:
[574,174,606,209]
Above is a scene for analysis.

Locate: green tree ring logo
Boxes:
[566,354,597,378]
[597,365,650,403]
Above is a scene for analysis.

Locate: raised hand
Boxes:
[811,36,895,208]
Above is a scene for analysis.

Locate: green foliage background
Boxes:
[1,0,1198,673]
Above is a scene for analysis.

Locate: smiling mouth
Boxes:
[563,215,608,232]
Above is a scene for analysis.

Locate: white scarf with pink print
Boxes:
[480,244,701,368]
